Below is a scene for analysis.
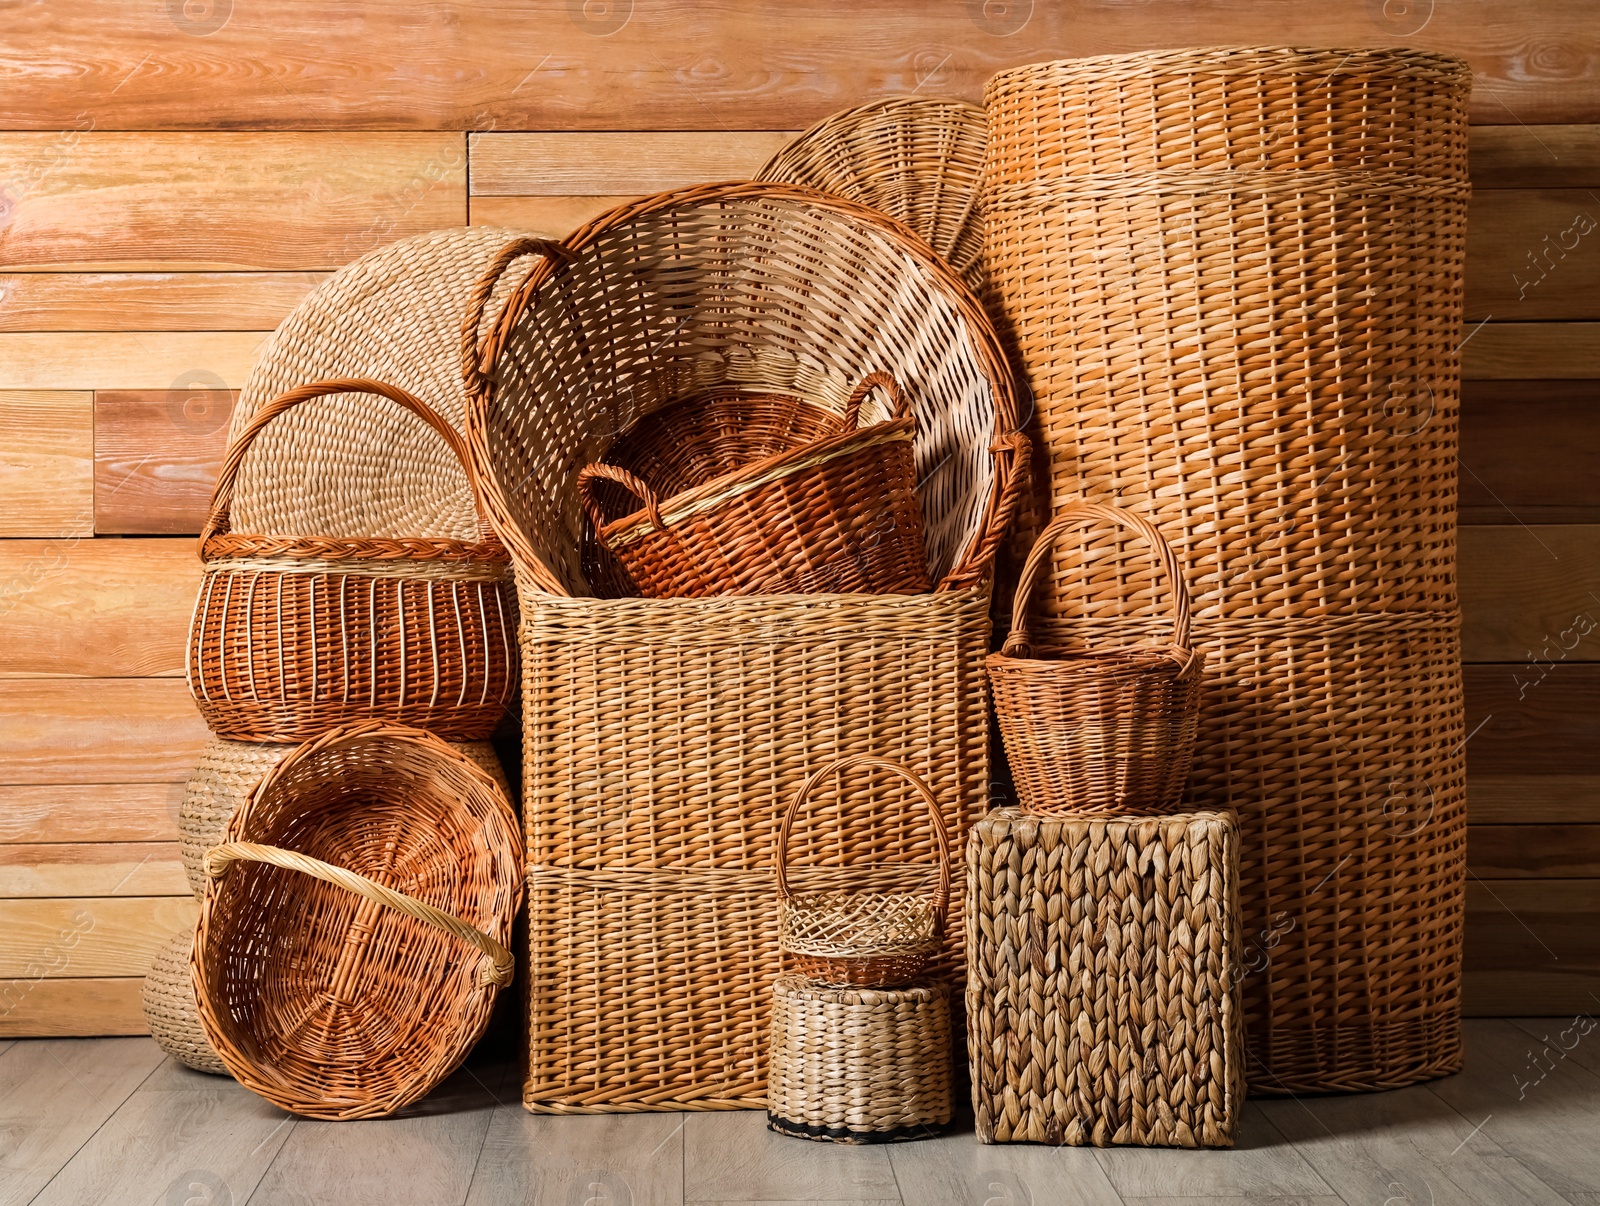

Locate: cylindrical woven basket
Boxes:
[981,47,1471,1094]
[776,756,950,987]
[463,185,1025,1112]
[178,736,510,898]
[758,96,987,292]
[580,372,930,598]
[142,928,228,1076]
[987,503,1202,816]
[193,723,522,1120]
[767,973,952,1144]
[188,378,517,743]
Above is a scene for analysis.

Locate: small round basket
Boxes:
[776,756,950,987]
[193,722,522,1120]
[188,378,517,743]
[987,502,1204,816]
[142,928,227,1076]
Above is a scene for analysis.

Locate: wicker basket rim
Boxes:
[986,643,1201,674]
[984,46,1473,90]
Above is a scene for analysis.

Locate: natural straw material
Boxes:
[767,974,952,1143]
[580,372,930,597]
[193,723,522,1120]
[461,187,1024,1113]
[142,929,227,1076]
[178,736,509,898]
[777,757,950,987]
[188,378,516,743]
[967,809,1245,1148]
[759,96,987,291]
[988,503,1202,816]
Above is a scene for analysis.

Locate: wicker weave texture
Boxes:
[758,96,987,292]
[194,723,522,1120]
[142,929,228,1076]
[518,586,992,1113]
[767,974,952,1143]
[179,736,508,898]
[967,809,1245,1148]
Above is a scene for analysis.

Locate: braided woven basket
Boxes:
[194,723,522,1120]
[142,929,227,1076]
[988,503,1202,816]
[188,378,516,742]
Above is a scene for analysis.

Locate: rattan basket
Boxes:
[987,503,1202,816]
[142,928,227,1076]
[980,47,1471,1093]
[178,735,509,898]
[462,185,1026,1113]
[193,723,522,1120]
[758,96,986,292]
[776,757,950,987]
[580,372,929,598]
[188,378,516,743]
[767,974,952,1144]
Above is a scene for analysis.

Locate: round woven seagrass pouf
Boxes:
[766,973,952,1143]
[142,929,227,1076]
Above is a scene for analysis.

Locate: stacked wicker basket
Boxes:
[981,47,1473,1094]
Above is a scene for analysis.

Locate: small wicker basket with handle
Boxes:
[776,756,951,987]
[578,372,930,598]
[188,378,516,742]
[987,502,1203,816]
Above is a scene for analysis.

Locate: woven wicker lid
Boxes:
[758,97,986,291]
[230,226,552,542]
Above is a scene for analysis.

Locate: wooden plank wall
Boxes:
[0,2,1595,1033]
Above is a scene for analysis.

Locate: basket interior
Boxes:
[477,190,1005,596]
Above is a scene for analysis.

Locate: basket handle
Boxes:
[937,429,1030,593]
[576,462,666,536]
[199,378,497,549]
[773,756,951,930]
[839,371,910,431]
[204,841,514,989]
[459,236,572,408]
[1003,501,1192,659]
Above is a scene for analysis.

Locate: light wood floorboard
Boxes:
[1092,1103,1332,1200]
[683,1109,900,1203]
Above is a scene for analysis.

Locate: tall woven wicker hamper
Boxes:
[981,47,1471,1093]
[967,809,1245,1148]
[464,185,1026,1112]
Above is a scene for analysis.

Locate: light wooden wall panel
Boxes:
[0,2,1593,130]
[0,897,197,979]
[0,333,266,391]
[0,272,324,331]
[0,392,92,537]
[0,978,147,1038]
[94,390,235,535]
[468,132,792,194]
[0,784,184,844]
[0,845,186,898]
[0,133,466,270]
[0,679,207,785]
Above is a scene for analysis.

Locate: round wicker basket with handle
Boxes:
[987,502,1203,816]
[188,378,516,743]
[193,722,522,1120]
[579,372,929,598]
[776,756,950,987]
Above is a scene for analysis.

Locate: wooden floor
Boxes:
[3,1018,1597,1205]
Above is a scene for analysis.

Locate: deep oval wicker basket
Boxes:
[193,722,522,1120]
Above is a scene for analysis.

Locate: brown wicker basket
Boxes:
[580,372,930,598]
[776,757,950,987]
[967,808,1245,1148]
[142,928,227,1076]
[188,378,516,743]
[193,722,522,1120]
[767,974,952,1143]
[987,503,1202,816]
[178,735,510,898]
[462,186,1026,1113]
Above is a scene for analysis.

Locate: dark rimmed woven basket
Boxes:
[188,378,516,743]
[987,502,1203,816]
[580,372,930,598]
[193,722,522,1120]
[776,756,950,988]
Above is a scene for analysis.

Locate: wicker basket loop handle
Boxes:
[200,378,496,548]
[576,462,665,535]
[774,756,951,928]
[204,841,514,988]
[1004,501,1192,660]
[459,237,572,406]
[839,371,910,431]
